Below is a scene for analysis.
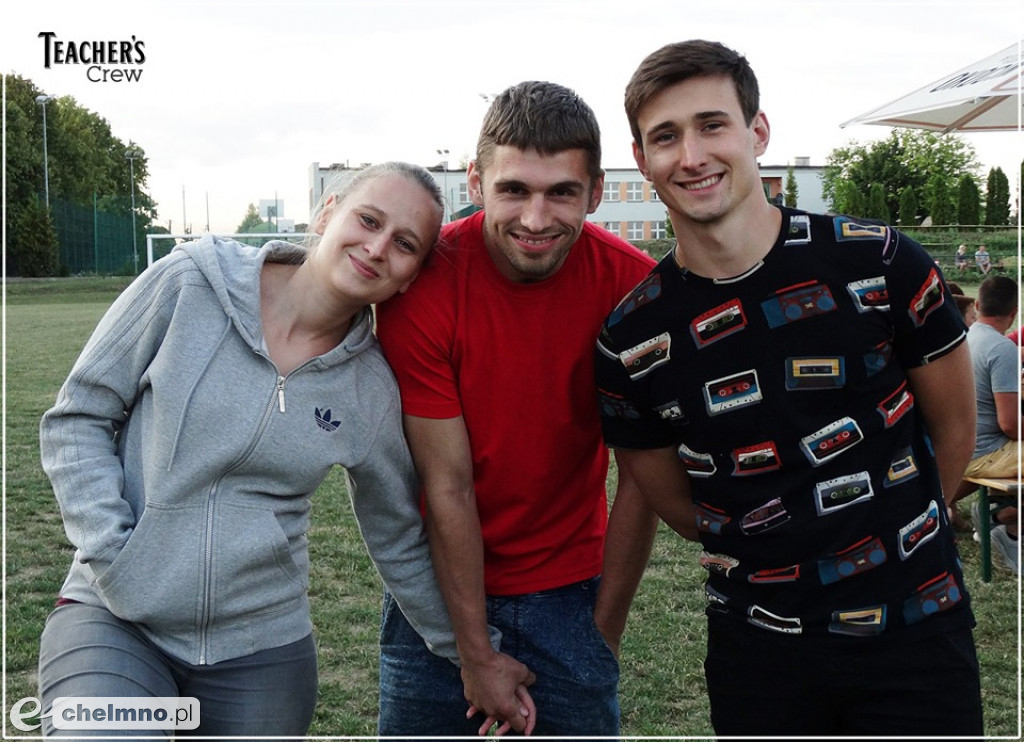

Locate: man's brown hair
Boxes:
[625,39,760,150]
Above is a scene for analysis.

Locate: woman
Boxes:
[37,162,456,737]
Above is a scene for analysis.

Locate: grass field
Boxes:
[3,276,1021,737]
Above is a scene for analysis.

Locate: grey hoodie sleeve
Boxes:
[39,257,186,582]
[345,397,499,663]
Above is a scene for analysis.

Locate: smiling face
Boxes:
[632,74,770,228]
[312,173,441,305]
[469,145,603,283]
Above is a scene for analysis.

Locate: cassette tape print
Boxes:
[618,332,671,380]
[898,499,941,560]
[784,214,811,245]
[877,381,914,428]
[732,441,781,476]
[846,276,889,312]
[829,605,887,637]
[908,268,945,328]
[700,551,739,578]
[703,369,762,416]
[884,446,920,488]
[748,563,801,584]
[747,605,802,634]
[814,471,873,515]
[739,497,790,535]
[833,216,889,241]
[800,416,864,466]
[691,298,747,348]
[677,442,717,478]
[785,356,846,391]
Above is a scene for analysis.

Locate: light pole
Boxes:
[125,147,141,274]
[437,148,450,223]
[35,94,53,209]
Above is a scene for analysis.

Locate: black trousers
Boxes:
[705,620,984,737]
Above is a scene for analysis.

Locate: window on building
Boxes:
[604,221,621,235]
[626,182,644,202]
[650,188,661,202]
[627,221,644,240]
[603,182,621,202]
[458,183,469,203]
[650,221,667,239]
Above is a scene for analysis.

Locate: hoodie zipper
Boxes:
[276,375,286,412]
[196,368,295,664]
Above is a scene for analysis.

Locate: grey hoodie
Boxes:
[40,236,459,665]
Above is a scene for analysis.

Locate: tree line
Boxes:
[822,129,1017,229]
[5,72,1019,277]
[4,73,158,276]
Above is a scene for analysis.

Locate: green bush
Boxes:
[10,199,60,277]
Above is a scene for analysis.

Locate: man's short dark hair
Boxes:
[476,81,602,182]
[625,39,760,150]
[976,275,1019,317]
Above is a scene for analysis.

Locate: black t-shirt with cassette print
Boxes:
[596,207,973,642]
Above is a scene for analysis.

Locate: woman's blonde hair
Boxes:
[306,161,444,250]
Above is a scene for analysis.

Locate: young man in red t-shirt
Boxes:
[375,81,658,738]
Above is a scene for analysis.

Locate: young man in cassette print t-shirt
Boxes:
[594,39,983,737]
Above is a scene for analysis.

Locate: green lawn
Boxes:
[4,277,1021,737]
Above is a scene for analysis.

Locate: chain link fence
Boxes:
[49,197,140,275]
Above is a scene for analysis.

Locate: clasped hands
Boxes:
[461,652,537,736]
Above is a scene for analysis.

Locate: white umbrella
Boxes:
[841,41,1023,133]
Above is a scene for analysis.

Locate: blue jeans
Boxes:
[705,619,983,736]
[38,603,318,738]
[378,577,619,739]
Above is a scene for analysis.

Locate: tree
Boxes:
[823,129,979,223]
[985,167,1011,225]
[4,73,157,276]
[664,211,674,239]
[927,175,954,226]
[236,204,263,233]
[867,183,889,223]
[956,174,981,227]
[833,180,866,217]
[898,186,918,228]
[11,196,60,276]
[784,167,798,208]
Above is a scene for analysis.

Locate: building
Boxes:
[308,159,828,238]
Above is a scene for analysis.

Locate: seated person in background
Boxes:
[951,275,1020,573]
[974,244,992,275]
[954,295,977,328]
[954,244,968,272]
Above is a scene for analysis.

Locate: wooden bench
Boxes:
[931,256,1007,275]
[973,258,1007,275]
[963,476,1020,582]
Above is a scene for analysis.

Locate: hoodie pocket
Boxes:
[94,500,308,630]
[94,503,206,626]
[206,501,308,622]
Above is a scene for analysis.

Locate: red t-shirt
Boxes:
[376,211,656,594]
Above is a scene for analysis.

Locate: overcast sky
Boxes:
[3,0,1022,235]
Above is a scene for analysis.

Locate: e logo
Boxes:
[9,697,49,732]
